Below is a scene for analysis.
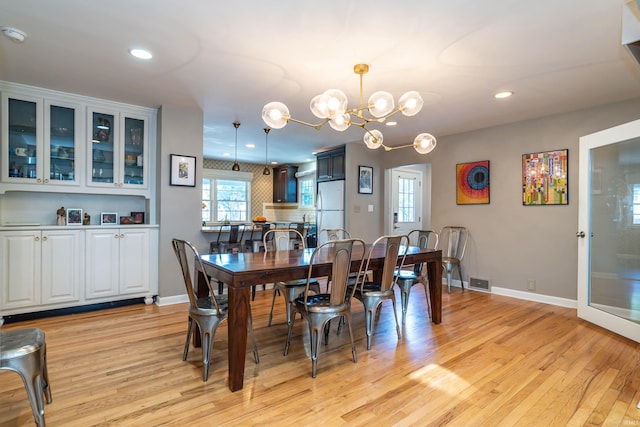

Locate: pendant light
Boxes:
[263,127,271,175]
[231,121,240,171]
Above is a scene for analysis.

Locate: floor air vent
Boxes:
[469,277,490,292]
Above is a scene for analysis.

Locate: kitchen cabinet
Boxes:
[0,229,82,311]
[316,146,345,181]
[1,92,81,187]
[273,164,298,203]
[85,228,151,299]
[87,108,149,190]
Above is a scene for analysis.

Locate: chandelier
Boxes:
[261,64,436,154]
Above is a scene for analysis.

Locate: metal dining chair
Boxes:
[218,224,245,254]
[438,226,469,293]
[171,238,259,381]
[263,229,322,326]
[0,328,52,427]
[395,229,439,323]
[348,234,409,350]
[318,228,351,244]
[284,237,366,377]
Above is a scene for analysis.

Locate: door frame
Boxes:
[578,119,640,343]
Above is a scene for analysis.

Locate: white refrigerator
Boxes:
[316,180,345,243]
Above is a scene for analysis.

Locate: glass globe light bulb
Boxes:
[310,94,330,119]
[398,91,424,116]
[363,129,383,149]
[329,114,350,131]
[323,89,348,117]
[262,102,290,129]
[413,133,436,154]
[368,91,394,118]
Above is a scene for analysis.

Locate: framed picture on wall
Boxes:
[358,165,373,194]
[522,149,568,205]
[170,154,196,187]
[456,160,490,205]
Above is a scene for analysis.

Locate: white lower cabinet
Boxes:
[85,228,150,299]
[0,229,81,310]
[0,226,156,322]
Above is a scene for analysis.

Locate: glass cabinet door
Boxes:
[46,103,78,184]
[6,96,41,182]
[122,116,145,186]
[89,110,117,185]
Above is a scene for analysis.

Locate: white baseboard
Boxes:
[491,286,576,309]
[156,294,189,306]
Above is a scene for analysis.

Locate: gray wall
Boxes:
[381,97,640,300]
[156,105,206,298]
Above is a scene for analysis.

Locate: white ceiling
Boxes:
[1,0,640,165]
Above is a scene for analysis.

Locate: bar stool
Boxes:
[0,328,52,427]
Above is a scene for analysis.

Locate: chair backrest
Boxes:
[360,234,409,291]
[438,226,468,260]
[302,238,366,306]
[408,229,439,250]
[263,229,306,252]
[226,224,243,244]
[319,228,351,242]
[171,238,220,310]
[408,230,438,276]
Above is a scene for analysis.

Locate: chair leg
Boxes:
[310,325,321,378]
[42,346,52,405]
[457,264,464,291]
[365,306,375,350]
[445,266,453,294]
[344,313,357,364]
[21,370,45,427]
[268,286,279,326]
[283,308,298,356]
[201,331,212,382]
[183,317,194,361]
[390,295,401,340]
[400,286,411,324]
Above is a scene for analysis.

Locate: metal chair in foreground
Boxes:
[0,328,52,426]
[284,238,366,377]
[171,238,259,381]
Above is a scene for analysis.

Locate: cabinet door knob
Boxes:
[120,234,124,238]
[115,234,120,239]
[42,236,47,241]
[34,236,40,241]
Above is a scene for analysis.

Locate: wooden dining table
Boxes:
[198,244,442,392]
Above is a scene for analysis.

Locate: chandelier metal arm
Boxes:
[287,116,329,130]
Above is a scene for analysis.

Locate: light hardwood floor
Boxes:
[1,286,639,426]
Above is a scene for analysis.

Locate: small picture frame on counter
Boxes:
[100,212,118,225]
[67,208,83,226]
[131,211,145,224]
[120,216,133,225]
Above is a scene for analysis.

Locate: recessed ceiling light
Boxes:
[270,161,278,165]
[1,26,27,43]
[386,121,398,126]
[129,48,153,60]
[494,91,513,99]
[245,143,255,148]
[223,152,231,157]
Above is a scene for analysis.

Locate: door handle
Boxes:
[576,231,586,238]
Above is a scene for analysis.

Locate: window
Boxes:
[202,170,252,223]
[299,177,314,207]
[397,177,415,222]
